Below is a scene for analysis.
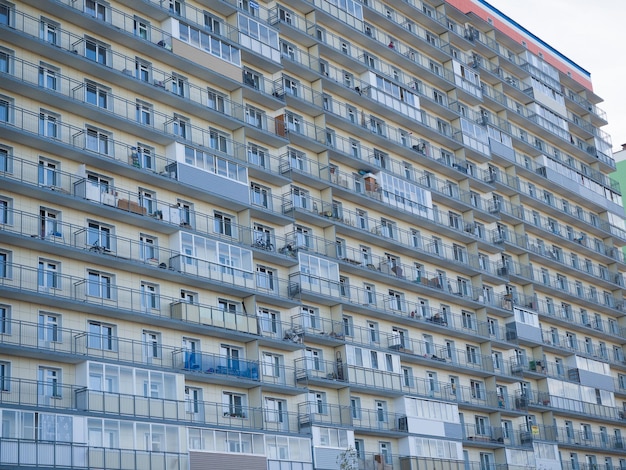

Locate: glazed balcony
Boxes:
[297,401,408,435]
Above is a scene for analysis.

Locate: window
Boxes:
[143,330,161,360]
[141,282,159,311]
[87,220,112,251]
[218,299,238,314]
[248,144,268,168]
[350,396,361,419]
[135,58,151,82]
[38,259,60,290]
[256,265,276,291]
[88,321,115,350]
[39,63,59,90]
[0,250,10,279]
[370,351,379,369]
[367,321,379,343]
[370,116,385,136]
[252,223,273,251]
[470,380,483,399]
[259,308,279,334]
[283,75,299,96]
[85,0,108,21]
[87,270,114,299]
[177,199,194,227]
[85,126,111,155]
[262,352,282,377]
[245,105,265,129]
[0,95,13,123]
[342,315,353,337]
[301,306,319,329]
[285,112,302,133]
[172,114,189,139]
[184,386,202,414]
[0,361,9,391]
[305,348,322,371]
[209,128,229,153]
[0,197,10,225]
[39,366,61,398]
[170,73,187,97]
[0,304,9,335]
[214,211,236,237]
[38,159,59,189]
[136,100,152,125]
[40,17,60,45]
[223,391,246,418]
[309,390,327,414]
[39,313,60,344]
[265,397,286,425]
[85,37,109,65]
[138,189,155,216]
[466,345,480,364]
[180,290,197,304]
[250,182,270,209]
[133,16,150,39]
[207,88,226,112]
[243,68,261,90]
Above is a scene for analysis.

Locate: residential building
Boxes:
[0,0,624,469]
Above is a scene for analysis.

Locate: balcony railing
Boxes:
[297,401,408,433]
[0,437,188,470]
[0,263,293,322]
[172,350,300,390]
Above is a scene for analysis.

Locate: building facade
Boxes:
[0,0,624,469]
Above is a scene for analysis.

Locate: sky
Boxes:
[485,0,626,152]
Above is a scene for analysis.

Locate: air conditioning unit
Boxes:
[493,236,504,244]
[497,267,508,276]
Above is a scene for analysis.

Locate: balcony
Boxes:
[0,437,187,470]
[294,358,403,394]
[297,402,408,435]
[0,109,293,223]
[0,262,297,326]
[173,350,301,393]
